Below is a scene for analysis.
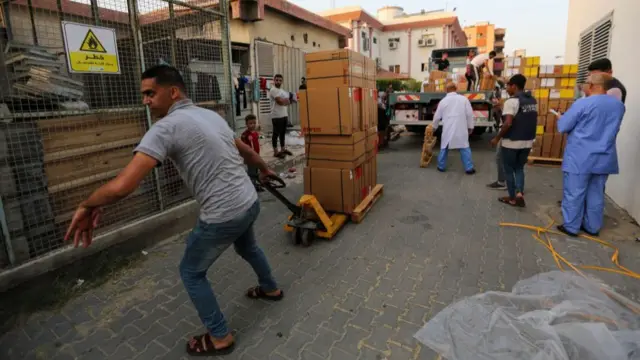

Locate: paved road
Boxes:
[2,135,640,360]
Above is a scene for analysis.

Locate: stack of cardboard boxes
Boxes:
[298,49,379,214]
[504,56,579,159]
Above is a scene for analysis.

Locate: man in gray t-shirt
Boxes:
[64,65,283,356]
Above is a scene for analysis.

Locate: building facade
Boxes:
[565,0,639,222]
[322,6,467,80]
[464,21,506,75]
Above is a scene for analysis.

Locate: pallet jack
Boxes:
[259,175,348,247]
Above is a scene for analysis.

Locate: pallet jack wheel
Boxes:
[294,227,314,247]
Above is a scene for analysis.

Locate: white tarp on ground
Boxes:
[414,271,640,360]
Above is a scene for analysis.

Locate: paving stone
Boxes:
[2,137,640,360]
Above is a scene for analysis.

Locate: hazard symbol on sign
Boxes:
[62,21,121,74]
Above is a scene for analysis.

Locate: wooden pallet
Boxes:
[527,156,562,167]
[351,184,384,224]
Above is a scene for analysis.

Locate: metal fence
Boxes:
[0,0,234,269]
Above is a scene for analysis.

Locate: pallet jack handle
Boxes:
[255,174,302,215]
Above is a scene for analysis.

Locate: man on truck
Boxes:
[470,51,497,91]
[434,52,450,71]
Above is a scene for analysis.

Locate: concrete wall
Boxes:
[565,0,640,222]
[230,8,341,51]
[379,26,445,79]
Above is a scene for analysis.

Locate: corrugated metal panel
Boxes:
[255,41,306,128]
[256,41,274,76]
[576,14,612,84]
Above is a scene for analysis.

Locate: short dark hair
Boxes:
[588,58,612,72]
[142,65,186,91]
[245,114,257,122]
[489,51,497,57]
[508,74,527,90]
[274,74,283,80]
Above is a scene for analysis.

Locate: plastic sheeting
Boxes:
[414,271,640,360]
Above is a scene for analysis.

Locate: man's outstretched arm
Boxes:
[81,152,159,209]
[235,138,270,173]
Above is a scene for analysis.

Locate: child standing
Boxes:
[241,114,264,192]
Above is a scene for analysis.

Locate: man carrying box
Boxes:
[470,51,497,91]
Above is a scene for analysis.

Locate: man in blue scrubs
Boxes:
[556,73,625,237]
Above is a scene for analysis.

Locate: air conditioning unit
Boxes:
[426,38,436,47]
[389,42,398,50]
[375,58,381,68]
[417,39,427,47]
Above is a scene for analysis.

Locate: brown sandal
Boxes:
[498,197,517,207]
[246,286,284,301]
[186,333,235,356]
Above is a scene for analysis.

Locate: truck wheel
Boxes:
[472,127,488,136]
[406,125,425,134]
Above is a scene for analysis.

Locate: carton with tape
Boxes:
[299,88,362,135]
[305,49,366,88]
[305,132,366,169]
[303,166,367,214]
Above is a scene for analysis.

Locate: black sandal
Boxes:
[556,224,578,237]
[186,333,235,356]
[246,286,284,301]
[514,197,526,208]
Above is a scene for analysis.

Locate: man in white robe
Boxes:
[432,82,476,174]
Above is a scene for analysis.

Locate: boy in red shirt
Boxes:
[241,114,264,192]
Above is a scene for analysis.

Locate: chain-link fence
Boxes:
[0,0,234,268]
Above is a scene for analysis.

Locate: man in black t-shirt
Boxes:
[588,58,626,103]
[434,52,450,71]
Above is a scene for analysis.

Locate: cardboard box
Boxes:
[364,57,377,80]
[299,88,361,135]
[538,97,549,116]
[360,88,378,130]
[524,66,539,78]
[548,99,560,111]
[539,65,554,78]
[549,89,575,100]
[363,155,378,194]
[545,114,556,133]
[537,115,546,126]
[531,135,543,156]
[303,166,366,214]
[542,133,554,157]
[550,133,564,158]
[506,57,522,68]
[525,56,541,66]
[306,49,365,87]
[525,77,539,90]
[305,132,366,169]
[366,127,378,156]
[560,78,576,88]
[532,88,550,100]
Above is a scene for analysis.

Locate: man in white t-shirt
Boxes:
[269,74,294,158]
[470,51,496,91]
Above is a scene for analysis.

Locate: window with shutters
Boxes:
[577,12,613,84]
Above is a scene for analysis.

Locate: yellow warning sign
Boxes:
[79,30,107,53]
[62,21,121,74]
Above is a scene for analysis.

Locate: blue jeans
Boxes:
[496,143,506,183]
[561,172,608,234]
[437,147,474,172]
[501,147,530,199]
[179,200,277,338]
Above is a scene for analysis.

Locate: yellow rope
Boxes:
[499,221,640,314]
